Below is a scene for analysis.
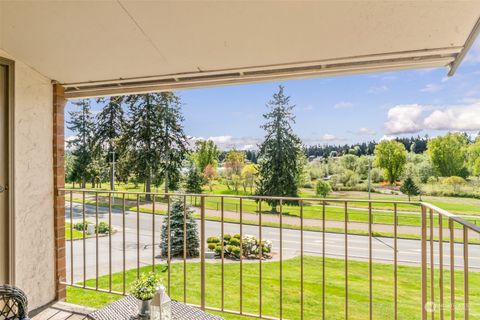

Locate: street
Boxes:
[66,201,480,283]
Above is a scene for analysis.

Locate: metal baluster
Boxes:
[200,196,206,310]
[449,219,455,320]
[439,214,444,320]
[152,194,155,272]
[463,226,469,320]
[394,203,398,320]
[345,201,348,320]
[137,194,140,279]
[82,191,86,288]
[122,193,126,295]
[322,200,326,320]
[280,199,283,319]
[240,197,243,314]
[221,196,225,311]
[300,200,304,320]
[429,209,435,320]
[109,192,112,292]
[167,195,171,295]
[70,190,73,285]
[421,206,428,320]
[259,200,263,318]
[183,195,187,303]
[369,202,373,320]
[96,193,99,290]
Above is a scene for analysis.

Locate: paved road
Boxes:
[65,201,480,283]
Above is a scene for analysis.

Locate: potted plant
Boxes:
[130,273,161,319]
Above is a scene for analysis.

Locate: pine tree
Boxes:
[125,93,188,200]
[67,99,95,188]
[156,93,189,194]
[400,176,420,201]
[94,96,126,190]
[256,86,303,213]
[184,162,204,194]
[161,198,199,257]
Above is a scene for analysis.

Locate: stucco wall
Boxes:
[0,49,55,309]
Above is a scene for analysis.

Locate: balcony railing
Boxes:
[59,189,479,319]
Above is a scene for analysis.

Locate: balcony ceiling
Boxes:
[1,1,479,98]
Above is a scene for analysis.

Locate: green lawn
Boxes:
[65,222,84,240]
[67,257,480,320]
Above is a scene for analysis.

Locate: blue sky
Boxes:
[66,39,480,150]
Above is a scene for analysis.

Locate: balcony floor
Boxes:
[30,301,94,320]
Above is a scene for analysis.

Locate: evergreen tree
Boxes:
[156,93,189,194]
[184,162,204,194]
[67,99,95,188]
[161,198,199,257]
[125,93,188,200]
[94,96,126,190]
[400,176,420,201]
[256,86,303,212]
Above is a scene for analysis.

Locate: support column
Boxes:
[53,83,66,301]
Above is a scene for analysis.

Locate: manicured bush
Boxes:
[207,234,272,260]
[229,238,240,247]
[232,247,241,257]
[223,234,232,241]
[96,221,111,234]
[233,234,241,240]
[73,221,92,231]
[207,236,220,244]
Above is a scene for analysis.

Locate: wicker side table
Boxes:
[89,295,223,320]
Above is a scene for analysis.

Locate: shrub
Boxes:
[442,176,466,192]
[73,221,91,231]
[223,234,232,241]
[315,180,332,198]
[229,237,240,247]
[207,234,272,260]
[233,234,241,239]
[96,221,110,234]
[232,246,241,257]
[207,236,220,244]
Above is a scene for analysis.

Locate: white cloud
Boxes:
[189,135,259,150]
[334,101,353,109]
[368,85,388,94]
[420,83,442,93]
[301,105,314,111]
[424,104,480,131]
[320,134,337,141]
[384,104,425,134]
[358,127,376,135]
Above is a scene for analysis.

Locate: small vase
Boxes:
[138,299,152,319]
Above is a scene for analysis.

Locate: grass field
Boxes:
[65,222,84,240]
[66,256,479,320]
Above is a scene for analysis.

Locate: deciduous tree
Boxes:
[427,133,468,178]
[374,140,407,184]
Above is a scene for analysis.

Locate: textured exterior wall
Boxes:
[0,49,55,309]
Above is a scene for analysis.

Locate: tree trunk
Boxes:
[110,163,114,191]
[81,177,86,189]
[164,173,169,196]
[145,176,152,202]
[271,205,278,214]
